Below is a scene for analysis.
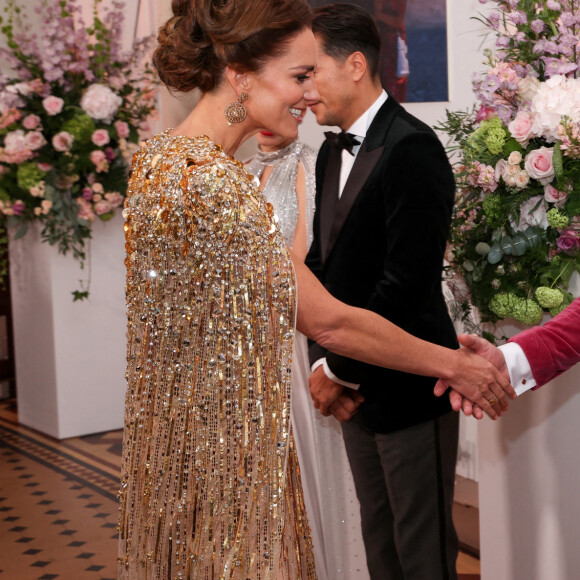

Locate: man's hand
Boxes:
[309,365,344,416]
[433,334,515,420]
[329,389,365,422]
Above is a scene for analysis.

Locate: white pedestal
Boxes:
[9,215,126,439]
[479,275,580,580]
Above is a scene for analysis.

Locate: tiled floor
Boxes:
[0,398,481,579]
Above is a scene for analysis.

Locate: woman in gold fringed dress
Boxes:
[118,1,513,578]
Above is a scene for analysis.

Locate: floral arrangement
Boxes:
[439,0,580,327]
[0,0,158,298]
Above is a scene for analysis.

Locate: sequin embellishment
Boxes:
[118,132,316,579]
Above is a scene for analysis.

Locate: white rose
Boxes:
[515,171,530,189]
[80,84,123,124]
[508,151,522,165]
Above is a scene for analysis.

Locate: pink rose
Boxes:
[114,120,130,139]
[104,191,124,207]
[42,95,64,116]
[557,230,580,255]
[94,200,113,215]
[25,131,47,151]
[37,162,53,172]
[52,131,74,152]
[12,200,26,215]
[91,129,110,147]
[544,184,568,208]
[22,114,41,130]
[508,111,535,144]
[90,149,109,172]
[105,147,115,161]
[476,106,496,123]
[524,147,555,185]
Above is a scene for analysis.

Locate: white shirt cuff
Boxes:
[498,342,536,395]
[311,358,361,390]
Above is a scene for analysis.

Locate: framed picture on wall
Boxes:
[307,0,448,103]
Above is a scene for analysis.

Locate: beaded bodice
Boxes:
[245,139,317,248]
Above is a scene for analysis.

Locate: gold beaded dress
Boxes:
[118,131,316,579]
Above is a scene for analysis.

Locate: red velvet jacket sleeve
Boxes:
[508,297,580,389]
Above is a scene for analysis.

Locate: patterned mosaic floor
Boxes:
[0,398,480,579]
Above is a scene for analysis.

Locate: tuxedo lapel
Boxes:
[320,145,342,261]
[322,97,403,263]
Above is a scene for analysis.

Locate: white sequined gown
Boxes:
[246,140,370,580]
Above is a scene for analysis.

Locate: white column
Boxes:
[479,275,580,580]
[9,216,126,438]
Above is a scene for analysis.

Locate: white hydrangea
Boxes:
[80,84,123,124]
[530,75,580,142]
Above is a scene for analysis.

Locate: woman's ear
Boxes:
[225,66,250,96]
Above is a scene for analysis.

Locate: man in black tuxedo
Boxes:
[306,4,459,579]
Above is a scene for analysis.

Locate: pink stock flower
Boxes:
[82,187,94,201]
[27,79,45,95]
[76,198,95,222]
[22,114,41,130]
[0,108,22,129]
[52,131,74,152]
[524,147,555,185]
[91,129,110,147]
[42,95,64,116]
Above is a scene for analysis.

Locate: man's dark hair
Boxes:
[312,3,381,80]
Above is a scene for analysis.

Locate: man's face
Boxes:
[309,36,353,128]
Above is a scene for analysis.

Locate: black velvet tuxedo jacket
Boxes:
[306,97,458,434]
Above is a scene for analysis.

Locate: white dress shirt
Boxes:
[313,90,388,389]
[498,342,536,395]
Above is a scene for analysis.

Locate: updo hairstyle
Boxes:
[153,0,312,93]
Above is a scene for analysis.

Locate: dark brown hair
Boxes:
[153,0,312,93]
[312,3,381,80]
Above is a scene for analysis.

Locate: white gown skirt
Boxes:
[291,331,370,580]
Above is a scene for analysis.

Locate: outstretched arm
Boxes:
[293,256,516,419]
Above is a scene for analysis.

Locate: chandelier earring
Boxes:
[224,92,248,125]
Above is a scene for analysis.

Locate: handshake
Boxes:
[310,333,516,422]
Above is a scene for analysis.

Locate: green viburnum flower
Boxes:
[62,113,96,144]
[512,297,543,325]
[535,286,564,308]
[489,292,516,318]
[482,193,502,227]
[550,303,568,317]
[486,128,507,155]
[546,208,570,229]
[17,162,45,191]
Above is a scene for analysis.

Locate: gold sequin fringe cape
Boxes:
[118,132,316,579]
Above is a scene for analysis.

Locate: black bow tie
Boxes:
[324,131,361,155]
